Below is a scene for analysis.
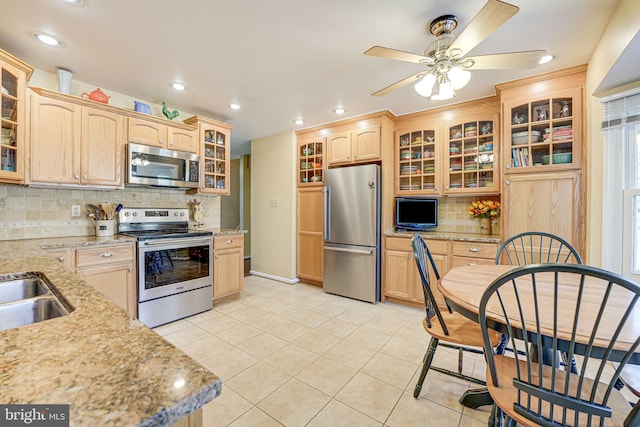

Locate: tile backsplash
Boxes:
[0,184,220,241]
[434,195,501,235]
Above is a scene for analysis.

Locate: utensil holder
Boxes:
[96,220,115,237]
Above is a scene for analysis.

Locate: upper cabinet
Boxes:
[298,136,324,186]
[498,65,585,175]
[128,115,197,153]
[0,49,33,184]
[326,124,381,166]
[184,115,233,195]
[444,114,499,194]
[396,120,440,194]
[29,88,124,188]
[393,98,501,196]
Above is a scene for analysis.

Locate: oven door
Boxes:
[138,236,212,302]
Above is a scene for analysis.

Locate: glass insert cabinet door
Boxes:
[1,66,20,173]
[397,129,438,193]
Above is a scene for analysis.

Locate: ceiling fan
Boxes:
[364,0,547,100]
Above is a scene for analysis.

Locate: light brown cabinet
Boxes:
[298,137,324,185]
[184,116,233,195]
[497,66,586,256]
[383,236,447,306]
[45,242,137,317]
[213,234,244,300]
[28,88,124,188]
[0,49,32,183]
[128,115,197,153]
[445,115,499,194]
[450,240,498,268]
[326,125,380,166]
[297,187,324,283]
[396,123,440,194]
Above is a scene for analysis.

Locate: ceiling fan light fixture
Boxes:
[448,66,471,90]
[414,73,436,97]
[431,77,454,101]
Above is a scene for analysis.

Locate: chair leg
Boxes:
[458,348,463,374]
[495,334,509,355]
[413,337,438,398]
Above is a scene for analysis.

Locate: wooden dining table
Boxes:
[438,264,640,418]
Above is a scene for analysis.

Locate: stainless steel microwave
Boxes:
[126,143,200,188]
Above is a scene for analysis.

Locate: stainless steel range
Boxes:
[118,207,213,328]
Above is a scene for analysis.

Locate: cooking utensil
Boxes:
[114,204,123,219]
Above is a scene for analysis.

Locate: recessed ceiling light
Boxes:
[229,103,240,110]
[539,54,555,65]
[58,0,85,5]
[293,118,305,125]
[169,82,187,91]
[32,32,63,47]
[333,107,346,114]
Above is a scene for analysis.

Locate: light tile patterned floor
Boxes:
[154,275,494,427]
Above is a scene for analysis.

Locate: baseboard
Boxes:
[249,270,300,285]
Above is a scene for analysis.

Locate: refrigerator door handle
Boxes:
[324,246,374,255]
[323,186,330,241]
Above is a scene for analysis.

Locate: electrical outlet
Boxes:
[270,199,279,207]
[71,205,81,217]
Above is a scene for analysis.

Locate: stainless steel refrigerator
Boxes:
[323,164,381,303]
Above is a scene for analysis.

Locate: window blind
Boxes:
[602,92,640,129]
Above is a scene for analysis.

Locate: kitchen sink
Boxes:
[0,272,73,332]
[0,278,50,304]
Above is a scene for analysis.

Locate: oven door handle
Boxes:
[140,237,212,247]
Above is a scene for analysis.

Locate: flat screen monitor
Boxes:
[395,197,438,231]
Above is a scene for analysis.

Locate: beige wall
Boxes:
[250,132,296,282]
[586,0,640,265]
[0,184,220,240]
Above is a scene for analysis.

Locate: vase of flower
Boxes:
[479,217,492,235]
[469,199,500,235]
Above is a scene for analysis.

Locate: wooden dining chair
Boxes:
[496,231,582,266]
[478,263,640,427]
[411,234,502,401]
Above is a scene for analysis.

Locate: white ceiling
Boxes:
[0,0,627,157]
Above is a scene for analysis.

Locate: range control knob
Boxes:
[179,212,185,217]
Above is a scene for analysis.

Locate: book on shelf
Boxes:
[512,147,530,167]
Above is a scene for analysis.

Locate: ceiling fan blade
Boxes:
[372,72,424,96]
[465,50,547,69]
[364,46,428,64]
[448,0,519,58]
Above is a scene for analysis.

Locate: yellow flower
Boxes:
[469,200,500,218]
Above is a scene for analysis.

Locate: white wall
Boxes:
[250,132,297,282]
[586,0,640,265]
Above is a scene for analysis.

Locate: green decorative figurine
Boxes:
[162,101,179,120]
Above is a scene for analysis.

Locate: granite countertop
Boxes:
[0,237,221,426]
[387,230,501,244]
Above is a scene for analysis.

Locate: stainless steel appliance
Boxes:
[323,164,381,303]
[126,143,200,188]
[118,207,213,327]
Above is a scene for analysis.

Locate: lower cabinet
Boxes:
[450,241,498,268]
[383,236,497,307]
[44,242,137,317]
[384,236,447,306]
[297,187,324,283]
[213,235,244,300]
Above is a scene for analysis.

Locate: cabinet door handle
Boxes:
[74,174,80,180]
[57,257,64,263]
[225,240,233,244]
[100,252,114,257]
[468,247,480,253]
[169,141,173,146]
[505,180,510,185]
[468,262,477,266]
[159,138,164,144]
[128,267,133,272]
[83,174,88,180]
[506,165,511,170]
[215,254,219,259]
